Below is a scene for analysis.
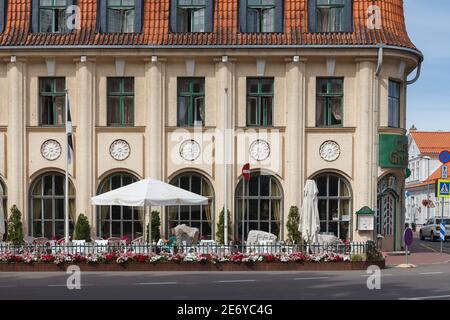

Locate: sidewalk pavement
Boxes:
[384,252,450,266]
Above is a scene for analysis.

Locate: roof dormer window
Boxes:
[0,0,6,33]
[32,0,73,33]
[170,0,214,33]
[308,0,353,33]
[239,0,284,33]
[98,0,143,34]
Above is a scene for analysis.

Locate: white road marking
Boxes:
[293,277,330,281]
[419,272,444,275]
[215,280,256,283]
[136,282,177,285]
[48,284,92,287]
[361,274,393,277]
[400,294,450,300]
[0,285,17,288]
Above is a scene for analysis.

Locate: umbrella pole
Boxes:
[149,207,152,245]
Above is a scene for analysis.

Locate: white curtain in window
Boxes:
[192,8,205,32]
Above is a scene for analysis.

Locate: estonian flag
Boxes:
[66,91,74,165]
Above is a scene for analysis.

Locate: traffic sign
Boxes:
[439,150,450,164]
[441,223,446,241]
[404,228,414,247]
[442,165,448,179]
[436,179,450,198]
[242,163,251,181]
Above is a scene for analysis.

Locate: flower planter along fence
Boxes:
[0,242,384,271]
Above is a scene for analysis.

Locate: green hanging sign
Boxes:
[379,134,408,168]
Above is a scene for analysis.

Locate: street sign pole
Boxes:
[441,197,444,254]
[404,228,414,266]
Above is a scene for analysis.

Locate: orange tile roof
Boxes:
[0,0,419,50]
[410,131,450,156]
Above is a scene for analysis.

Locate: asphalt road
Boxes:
[0,263,450,300]
[412,237,450,255]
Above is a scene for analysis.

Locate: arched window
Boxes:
[168,173,214,239]
[97,173,143,240]
[377,174,398,236]
[29,172,75,239]
[0,179,6,240]
[235,173,283,243]
[315,173,352,240]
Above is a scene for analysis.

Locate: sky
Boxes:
[404,0,450,131]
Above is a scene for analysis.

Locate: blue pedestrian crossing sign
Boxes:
[440,223,446,241]
[436,179,450,198]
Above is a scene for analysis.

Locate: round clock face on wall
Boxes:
[109,139,131,161]
[179,140,201,161]
[41,140,62,161]
[319,141,341,162]
[249,139,270,162]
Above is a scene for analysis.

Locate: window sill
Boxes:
[306,127,356,133]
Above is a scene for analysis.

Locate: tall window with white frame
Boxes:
[315,173,352,240]
[107,0,136,33]
[38,0,69,33]
[107,77,135,127]
[316,78,343,127]
[39,77,66,126]
[388,80,401,128]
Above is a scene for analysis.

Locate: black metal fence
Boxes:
[0,241,375,256]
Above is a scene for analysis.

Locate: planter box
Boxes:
[0,260,385,272]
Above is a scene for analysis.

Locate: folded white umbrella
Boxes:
[299,180,321,244]
[91,178,208,207]
[0,183,4,240]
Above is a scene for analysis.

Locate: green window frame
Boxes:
[247,0,276,32]
[39,77,66,126]
[176,0,207,32]
[107,77,135,127]
[177,78,205,127]
[38,0,68,33]
[316,78,343,127]
[388,80,401,128]
[107,0,136,33]
[246,78,274,127]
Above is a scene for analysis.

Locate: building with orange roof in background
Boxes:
[406,128,450,226]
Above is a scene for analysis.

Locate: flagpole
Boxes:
[65,89,70,244]
[224,88,228,246]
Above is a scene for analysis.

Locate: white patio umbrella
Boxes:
[91,178,208,242]
[299,180,321,244]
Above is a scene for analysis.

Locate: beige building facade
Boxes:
[0,0,422,251]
